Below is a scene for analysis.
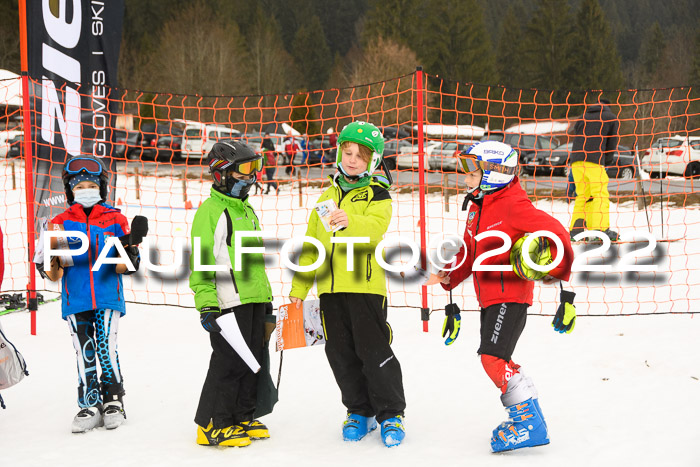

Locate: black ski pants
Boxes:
[320,293,406,423]
[195,302,265,429]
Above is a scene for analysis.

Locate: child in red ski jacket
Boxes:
[435,141,574,453]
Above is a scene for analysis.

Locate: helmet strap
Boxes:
[462,188,484,210]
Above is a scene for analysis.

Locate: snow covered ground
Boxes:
[1,304,699,466]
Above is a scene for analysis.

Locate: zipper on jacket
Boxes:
[64,278,70,306]
[86,220,97,310]
[330,232,337,292]
[229,269,239,294]
[329,187,347,293]
[473,208,483,307]
[366,253,372,281]
[500,271,504,293]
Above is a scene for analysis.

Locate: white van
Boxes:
[179,120,241,159]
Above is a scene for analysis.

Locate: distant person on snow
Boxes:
[284,136,300,176]
[568,98,620,242]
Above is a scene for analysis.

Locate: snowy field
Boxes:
[1,161,700,465]
[1,304,699,466]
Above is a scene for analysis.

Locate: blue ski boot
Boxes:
[491,397,549,452]
[491,372,549,452]
[342,414,377,442]
[380,416,405,447]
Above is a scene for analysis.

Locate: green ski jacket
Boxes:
[189,188,272,310]
[290,179,392,299]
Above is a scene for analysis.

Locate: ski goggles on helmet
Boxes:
[458,153,517,175]
[235,157,264,175]
[210,157,264,175]
[65,157,103,175]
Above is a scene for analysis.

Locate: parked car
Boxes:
[180,121,240,160]
[481,131,560,166]
[524,143,638,179]
[523,143,571,177]
[0,130,22,158]
[239,133,264,153]
[378,125,413,141]
[427,140,478,171]
[307,136,335,165]
[383,138,413,170]
[605,146,638,179]
[138,122,184,162]
[395,143,431,170]
[113,129,141,159]
[641,135,700,178]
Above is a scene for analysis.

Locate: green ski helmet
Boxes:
[336,121,385,180]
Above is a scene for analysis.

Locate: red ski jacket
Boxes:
[441,178,573,308]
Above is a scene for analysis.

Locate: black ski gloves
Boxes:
[200,306,222,333]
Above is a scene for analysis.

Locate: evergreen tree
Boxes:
[691,20,700,85]
[495,1,528,88]
[292,15,333,90]
[362,0,420,48]
[267,0,320,57]
[570,0,624,90]
[521,0,576,89]
[0,0,20,73]
[638,22,666,85]
[289,93,320,135]
[312,0,368,57]
[422,0,495,83]
[415,0,496,125]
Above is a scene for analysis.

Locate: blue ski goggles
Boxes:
[65,157,103,175]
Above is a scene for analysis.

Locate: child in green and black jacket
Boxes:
[289,121,406,447]
[190,140,273,448]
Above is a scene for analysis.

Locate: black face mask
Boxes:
[226,176,255,199]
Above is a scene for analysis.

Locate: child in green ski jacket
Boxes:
[289,121,406,447]
[190,140,273,448]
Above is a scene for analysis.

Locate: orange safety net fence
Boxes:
[1,70,698,317]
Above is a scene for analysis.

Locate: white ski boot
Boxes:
[71,406,103,433]
[103,401,126,430]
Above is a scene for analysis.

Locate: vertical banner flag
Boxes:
[24,0,125,225]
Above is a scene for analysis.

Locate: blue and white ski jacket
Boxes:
[51,203,131,319]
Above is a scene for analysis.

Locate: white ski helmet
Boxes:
[462,141,518,191]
